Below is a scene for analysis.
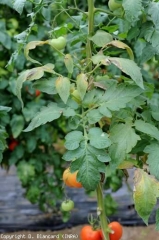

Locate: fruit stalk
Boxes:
[96,183,110,240]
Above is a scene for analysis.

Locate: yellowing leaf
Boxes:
[64,54,74,74]
[133,169,159,225]
[77,73,88,100]
[16,64,55,108]
[24,40,47,65]
[107,40,134,60]
[55,77,70,104]
[118,159,137,169]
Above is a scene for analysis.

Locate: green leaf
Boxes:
[26,137,37,153]
[88,127,111,149]
[10,114,24,138]
[88,145,111,162]
[76,73,88,100]
[149,93,159,121]
[91,53,106,64]
[55,76,70,104]
[99,106,112,118]
[148,2,159,29]
[17,161,35,186]
[144,143,159,180]
[33,78,57,94]
[101,84,143,111]
[123,0,142,24]
[108,57,144,89]
[90,30,113,47]
[23,103,63,132]
[133,169,159,225]
[63,143,85,161]
[77,153,103,191]
[13,0,26,14]
[86,109,103,124]
[0,106,11,112]
[68,116,81,130]
[109,123,140,167]
[64,54,74,74]
[134,120,159,141]
[64,131,84,150]
[155,209,159,231]
[63,107,76,117]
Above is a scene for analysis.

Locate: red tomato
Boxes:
[35,90,41,97]
[109,222,123,240]
[9,140,18,151]
[80,225,102,240]
[99,222,123,240]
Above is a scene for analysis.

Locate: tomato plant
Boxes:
[61,199,74,212]
[80,225,102,240]
[2,0,159,238]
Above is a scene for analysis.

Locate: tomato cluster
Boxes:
[62,168,82,188]
[80,222,123,240]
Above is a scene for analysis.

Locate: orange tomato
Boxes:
[62,168,82,188]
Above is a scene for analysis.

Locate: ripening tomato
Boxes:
[62,168,82,188]
[100,222,123,240]
[80,225,102,240]
[61,199,74,211]
[9,140,18,151]
[35,90,41,97]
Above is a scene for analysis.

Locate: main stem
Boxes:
[86,1,110,239]
[86,0,94,74]
[96,183,110,240]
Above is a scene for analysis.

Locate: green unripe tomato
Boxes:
[61,199,74,212]
[108,0,122,11]
[48,36,66,50]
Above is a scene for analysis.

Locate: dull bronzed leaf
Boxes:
[107,57,144,89]
[133,169,159,225]
[16,64,55,108]
[107,40,134,60]
[24,41,47,65]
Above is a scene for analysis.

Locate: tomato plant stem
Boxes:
[96,183,110,240]
[86,0,94,74]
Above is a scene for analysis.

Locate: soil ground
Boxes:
[1,224,158,240]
